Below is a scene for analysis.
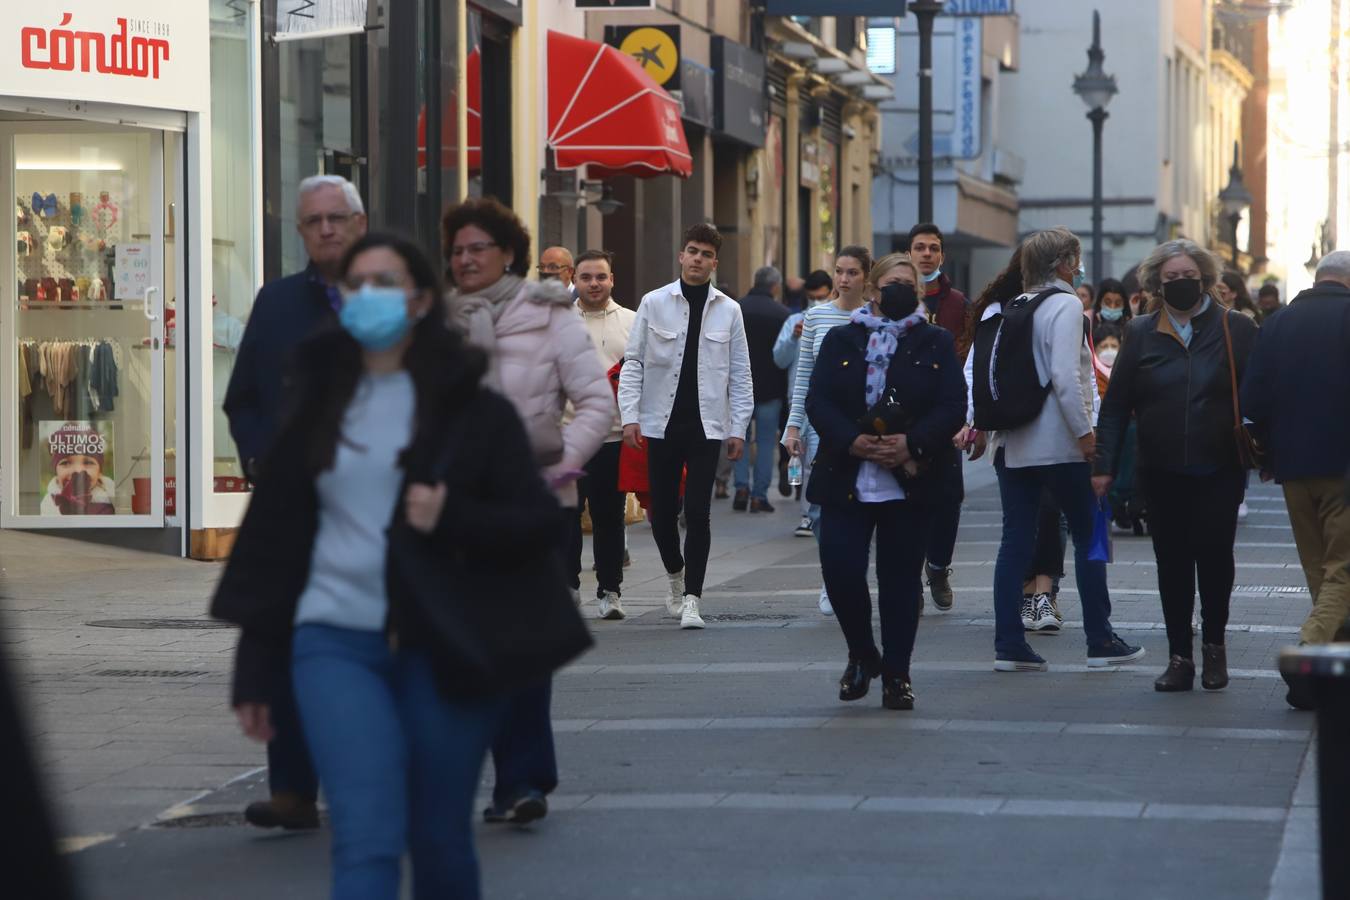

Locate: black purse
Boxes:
[384,425,593,699]
[858,387,928,483]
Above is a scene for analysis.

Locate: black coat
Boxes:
[210,326,566,706]
[738,290,791,404]
[804,320,966,507]
[1241,281,1350,481]
[222,265,337,474]
[1096,301,1257,477]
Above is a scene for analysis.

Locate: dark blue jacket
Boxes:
[805,320,966,507]
[1240,281,1350,481]
[222,266,337,474]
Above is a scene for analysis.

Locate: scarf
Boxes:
[850,307,927,407]
[445,273,525,389]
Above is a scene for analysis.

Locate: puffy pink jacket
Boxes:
[487,281,614,505]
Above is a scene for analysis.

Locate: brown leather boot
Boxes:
[1200,643,1229,691]
[243,793,320,830]
[1153,655,1195,692]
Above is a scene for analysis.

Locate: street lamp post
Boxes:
[909,0,945,224]
[1218,141,1254,270]
[1072,11,1118,285]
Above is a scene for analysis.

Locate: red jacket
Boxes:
[924,273,969,337]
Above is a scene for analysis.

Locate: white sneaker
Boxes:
[1030,593,1061,634]
[1238,501,1249,521]
[597,591,626,621]
[680,597,706,629]
[818,587,833,616]
[794,516,814,538]
[570,587,582,607]
[666,571,685,616]
[1020,595,1036,629]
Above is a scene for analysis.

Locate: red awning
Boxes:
[546,30,691,179]
[419,32,691,180]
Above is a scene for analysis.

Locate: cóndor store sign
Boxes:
[2,3,209,112]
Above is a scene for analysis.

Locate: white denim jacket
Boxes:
[618,280,754,441]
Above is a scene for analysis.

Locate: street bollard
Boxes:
[1279,644,1350,899]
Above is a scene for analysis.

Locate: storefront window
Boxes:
[209,0,260,487]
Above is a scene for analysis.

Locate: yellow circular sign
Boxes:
[619,27,678,87]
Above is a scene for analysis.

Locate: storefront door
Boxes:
[1,122,168,527]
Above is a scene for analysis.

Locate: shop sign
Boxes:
[4,3,209,112]
[711,36,766,148]
[945,0,1015,14]
[605,24,680,91]
[765,1,900,13]
[275,0,369,42]
[678,59,714,129]
[800,135,819,189]
[953,16,981,159]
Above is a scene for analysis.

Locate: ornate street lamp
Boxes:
[1218,141,1253,269]
[1072,10,1118,284]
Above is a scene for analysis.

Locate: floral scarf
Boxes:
[850,306,927,407]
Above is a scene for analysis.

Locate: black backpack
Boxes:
[971,287,1063,431]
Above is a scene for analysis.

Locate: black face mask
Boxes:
[1162,278,1202,311]
[879,282,920,321]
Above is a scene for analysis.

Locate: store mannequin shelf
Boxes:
[19,302,145,311]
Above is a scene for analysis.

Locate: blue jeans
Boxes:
[291,625,504,900]
[993,450,1114,654]
[734,399,783,500]
[489,678,558,809]
[266,664,318,803]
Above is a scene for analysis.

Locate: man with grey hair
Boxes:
[539,245,576,296]
[222,173,367,830]
[980,227,1143,672]
[734,266,790,510]
[1242,250,1350,707]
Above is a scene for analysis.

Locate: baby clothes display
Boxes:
[20,339,122,426]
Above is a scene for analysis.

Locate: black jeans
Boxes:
[646,423,722,597]
[267,670,318,803]
[1140,467,1243,658]
[490,679,557,807]
[819,499,930,678]
[568,442,626,596]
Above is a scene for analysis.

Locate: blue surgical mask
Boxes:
[1072,264,1087,290]
[921,267,942,284]
[1099,306,1124,322]
[339,285,413,350]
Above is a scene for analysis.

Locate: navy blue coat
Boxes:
[804,320,966,507]
[222,266,337,473]
[1240,280,1350,481]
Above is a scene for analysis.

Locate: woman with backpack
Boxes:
[805,255,965,709]
[213,234,585,899]
[1092,239,1258,692]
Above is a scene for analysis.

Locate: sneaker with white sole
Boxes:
[818,587,833,616]
[1237,501,1249,520]
[666,571,685,616]
[1030,593,1062,634]
[597,591,625,621]
[1020,595,1036,630]
[680,597,706,629]
[994,643,1049,672]
[794,516,814,538]
[1086,634,1146,667]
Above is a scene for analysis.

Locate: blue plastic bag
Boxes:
[1088,498,1113,563]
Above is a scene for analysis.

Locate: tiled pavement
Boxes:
[0,461,1323,899]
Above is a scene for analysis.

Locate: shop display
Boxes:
[37,420,116,517]
[14,182,123,305]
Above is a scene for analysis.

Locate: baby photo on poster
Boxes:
[39,421,116,516]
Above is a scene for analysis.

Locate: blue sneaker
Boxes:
[994,643,1048,672]
[1086,634,1146,668]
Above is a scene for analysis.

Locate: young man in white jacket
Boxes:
[570,249,636,620]
[619,224,754,628]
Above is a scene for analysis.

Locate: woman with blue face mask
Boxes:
[1092,278,1130,328]
[213,233,574,900]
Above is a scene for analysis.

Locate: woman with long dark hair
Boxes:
[213,234,569,899]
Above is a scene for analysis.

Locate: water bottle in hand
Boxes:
[787,455,803,486]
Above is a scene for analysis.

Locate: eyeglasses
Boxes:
[450,240,499,258]
[538,264,571,274]
[300,212,357,230]
[340,271,408,292]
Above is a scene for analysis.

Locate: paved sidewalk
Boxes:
[0,463,1322,899]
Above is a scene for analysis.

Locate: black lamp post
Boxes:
[1218,141,1254,270]
[909,0,945,224]
[1072,11,1118,285]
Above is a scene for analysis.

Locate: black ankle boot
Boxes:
[1154,655,1195,692]
[1201,643,1228,691]
[839,657,880,701]
[881,674,915,710]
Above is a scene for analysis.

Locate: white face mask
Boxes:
[1098,348,1118,367]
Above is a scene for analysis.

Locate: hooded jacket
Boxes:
[568,297,636,443]
[923,272,970,339]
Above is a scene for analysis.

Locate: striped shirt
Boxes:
[786,301,858,431]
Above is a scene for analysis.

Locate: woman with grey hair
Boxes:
[1092,239,1259,692]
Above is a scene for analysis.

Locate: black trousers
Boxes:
[819,499,930,678]
[1140,467,1243,658]
[646,422,722,597]
[568,441,626,596]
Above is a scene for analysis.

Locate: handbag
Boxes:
[859,387,912,437]
[1219,310,1265,471]
[1088,498,1113,563]
[385,421,593,699]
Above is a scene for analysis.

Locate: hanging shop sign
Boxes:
[945,0,1015,14]
[605,25,681,91]
[275,0,369,42]
[679,58,714,129]
[765,1,900,13]
[5,3,209,112]
[712,36,766,148]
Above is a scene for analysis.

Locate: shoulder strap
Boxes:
[1220,309,1241,425]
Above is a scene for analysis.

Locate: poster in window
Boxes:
[39,421,116,516]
